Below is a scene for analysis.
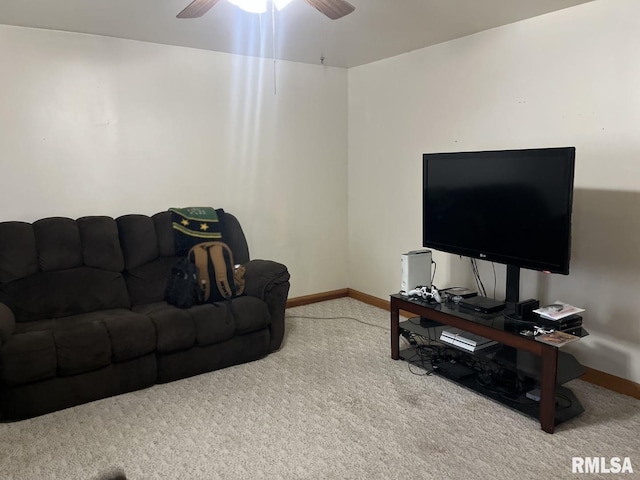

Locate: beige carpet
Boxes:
[1,298,638,479]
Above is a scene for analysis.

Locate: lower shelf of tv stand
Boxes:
[399,346,585,426]
[400,318,586,385]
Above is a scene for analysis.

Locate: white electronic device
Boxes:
[439,328,498,352]
[401,249,432,294]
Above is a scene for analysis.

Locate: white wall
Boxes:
[0,25,349,298]
[348,0,640,383]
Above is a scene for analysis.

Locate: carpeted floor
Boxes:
[1,298,638,479]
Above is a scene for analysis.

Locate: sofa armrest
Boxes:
[0,303,16,347]
[243,260,290,351]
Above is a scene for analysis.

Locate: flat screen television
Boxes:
[422,147,575,304]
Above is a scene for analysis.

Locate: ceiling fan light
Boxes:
[228,0,267,14]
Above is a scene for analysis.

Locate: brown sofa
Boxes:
[0,210,290,420]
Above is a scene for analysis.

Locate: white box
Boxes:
[401,250,432,293]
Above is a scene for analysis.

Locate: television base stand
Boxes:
[391,294,586,433]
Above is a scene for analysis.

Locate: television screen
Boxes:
[423,147,575,275]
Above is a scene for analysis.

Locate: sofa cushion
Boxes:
[3,309,156,385]
[133,303,196,353]
[77,216,125,272]
[58,309,156,362]
[187,303,235,346]
[125,256,177,307]
[0,267,130,323]
[117,215,160,269]
[54,321,112,376]
[153,212,175,257]
[230,296,271,334]
[0,222,39,283]
[133,302,237,352]
[33,218,84,272]
[1,331,57,385]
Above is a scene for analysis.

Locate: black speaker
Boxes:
[516,299,540,321]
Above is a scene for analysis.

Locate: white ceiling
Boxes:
[0,0,594,68]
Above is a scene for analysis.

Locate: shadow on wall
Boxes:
[536,188,640,379]
[571,188,640,275]
[434,187,639,380]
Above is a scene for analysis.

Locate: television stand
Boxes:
[390,294,586,433]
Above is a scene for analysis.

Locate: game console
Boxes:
[401,250,432,294]
[439,328,498,352]
[458,296,506,314]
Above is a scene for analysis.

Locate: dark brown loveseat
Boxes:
[0,210,290,420]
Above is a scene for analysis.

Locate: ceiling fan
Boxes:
[177,0,355,20]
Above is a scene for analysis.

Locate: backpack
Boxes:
[169,207,225,256]
[189,241,245,302]
[164,257,204,309]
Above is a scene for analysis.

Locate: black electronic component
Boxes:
[458,296,506,314]
[516,298,540,321]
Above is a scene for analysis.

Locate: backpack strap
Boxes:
[208,242,234,299]
[189,245,211,301]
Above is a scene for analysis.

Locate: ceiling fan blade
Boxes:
[177,0,222,18]
[303,0,355,20]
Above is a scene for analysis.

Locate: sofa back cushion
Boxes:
[34,217,84,271]
[77,216,126,271]
[0,217,129,322]
[0,222,39,283]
